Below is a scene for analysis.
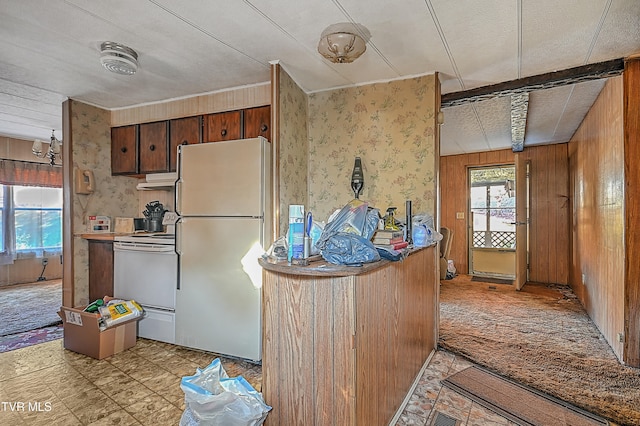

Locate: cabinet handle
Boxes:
[260,124,268,132]
[121,147,127,153]
[221,129,227,137]
[149,144,155,151]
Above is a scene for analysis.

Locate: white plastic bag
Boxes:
[180,359,271,426]
[412,214,443,247]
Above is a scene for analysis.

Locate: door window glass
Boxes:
[470,167,516,249]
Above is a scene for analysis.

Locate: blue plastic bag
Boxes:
[316,199,381,265]
[321,233,380,266]
[180,359,271,426]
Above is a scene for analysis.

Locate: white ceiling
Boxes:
[1,0,639,155]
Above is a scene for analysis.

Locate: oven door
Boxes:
[113,242,177,310]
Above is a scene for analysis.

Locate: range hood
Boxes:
[136,172,177,191]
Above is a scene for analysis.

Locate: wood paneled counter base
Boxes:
[259,246,438,426]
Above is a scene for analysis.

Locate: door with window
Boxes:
[469,166,517,279]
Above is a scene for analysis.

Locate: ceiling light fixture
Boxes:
[100,41,138,75]
[317,23,370,64]
[32,130,62,166]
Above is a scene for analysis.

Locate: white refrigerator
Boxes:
[175,137,272,362]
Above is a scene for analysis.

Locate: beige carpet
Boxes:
[439,276,640,426]
[0,279,62,336]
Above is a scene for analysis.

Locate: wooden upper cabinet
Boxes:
[169,116,201,171]
[111,125,137,175]
[203,110,242,142]
[244,106,271,141]
[139,121,169,174]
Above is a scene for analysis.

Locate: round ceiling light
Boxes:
[317,23,370,64]
[100,41,138,75]
[318,31,366,63]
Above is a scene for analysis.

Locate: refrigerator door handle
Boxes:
[175,218,183,256]
[176,145,183,216]
[175,217,182,290]
[175,180,182,216]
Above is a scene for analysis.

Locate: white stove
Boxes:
[114,233,175,245]
[113,232,177,344]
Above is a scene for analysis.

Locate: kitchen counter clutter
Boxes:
[259,245,439,426]
[258,244,435,276]
[259,253,388,276]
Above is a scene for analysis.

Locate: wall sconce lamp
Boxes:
[32,130,62,166]
[318,23,370,64]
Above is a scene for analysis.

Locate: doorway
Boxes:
[468,165,516,279]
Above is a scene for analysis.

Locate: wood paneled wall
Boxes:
[521,144,570,284]
[568,75,625,361]
[440,146,570,285]
[440,149,514,276]
[623,58,640,366]
[110,83,271,126]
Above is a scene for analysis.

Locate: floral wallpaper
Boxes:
[277,67,309,236]
[307,75,439,223]
[70,100,138,305]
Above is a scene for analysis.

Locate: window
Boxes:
[0,184,62,261]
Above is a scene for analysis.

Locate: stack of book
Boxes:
[372,229,408,250]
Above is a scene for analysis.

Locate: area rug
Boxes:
[0,324,63,353]
[442,366,607,425]
[0,279,62,336]
[439,277,640,425]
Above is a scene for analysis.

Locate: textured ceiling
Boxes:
[0,0,639,155]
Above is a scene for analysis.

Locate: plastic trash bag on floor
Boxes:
[180,358,271,426]
[316,199,381,265]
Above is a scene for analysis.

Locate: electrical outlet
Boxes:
[42,258,48,266]
[617,333,625,343]
[456,212,464,219]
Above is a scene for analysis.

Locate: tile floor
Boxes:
[0,337,523,425]
[0,338,261,425]
[395,350,518,426]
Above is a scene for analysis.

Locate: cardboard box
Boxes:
[58,306,137,359]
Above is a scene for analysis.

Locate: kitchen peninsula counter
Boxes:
[259,245,439,426]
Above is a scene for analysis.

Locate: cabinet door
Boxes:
[88,240,114,302]
[244,106,271,141]
[203,110,241,142]
[111,125,137,175]
[139,121,169,174]
[169,116,201,171]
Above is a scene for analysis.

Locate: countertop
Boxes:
[78,232,157,241]
[78,233,124,241]
[258,244,434,277]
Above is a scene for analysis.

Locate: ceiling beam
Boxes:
[510,92,529,152]
[441,58,624,108]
